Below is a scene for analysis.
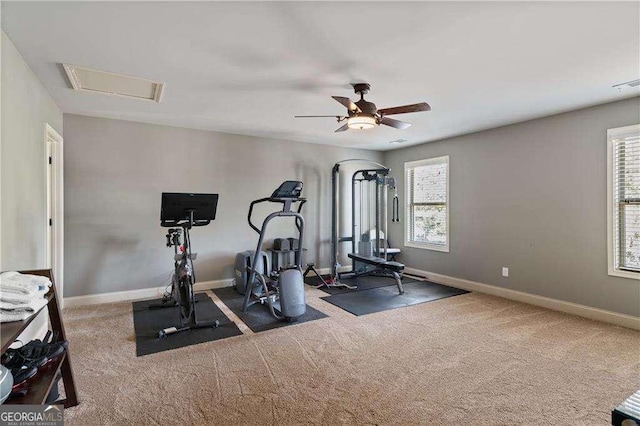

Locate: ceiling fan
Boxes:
[295,83,431,132]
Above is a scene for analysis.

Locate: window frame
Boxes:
[607,124,640,280]
[404,155,450,252]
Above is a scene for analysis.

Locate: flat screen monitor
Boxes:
[161,193,219,225]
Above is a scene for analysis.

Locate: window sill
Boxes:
[405,242,449,253]
[608,268,640,281]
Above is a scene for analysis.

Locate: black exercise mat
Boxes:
[306,274,418,295]
[304,274,332,288]
[320,280,469,316]
[132,293,242,357]
[212,287,328,333]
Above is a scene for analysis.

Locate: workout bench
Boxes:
[347,253,405,295]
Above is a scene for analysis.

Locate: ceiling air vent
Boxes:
[613,79,640,89]
[63,64,165,102]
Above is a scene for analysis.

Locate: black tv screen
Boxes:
[161,193,219,223]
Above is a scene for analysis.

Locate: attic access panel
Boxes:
[63,64,164,102]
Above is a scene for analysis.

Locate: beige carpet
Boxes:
[61,286,639,425]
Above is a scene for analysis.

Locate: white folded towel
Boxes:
[0,298,47,323]
[0,298,47,312]
[0,271,51,311]
[0,282,47,303]
[0,271,51,290]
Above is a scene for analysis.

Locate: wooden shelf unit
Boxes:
[1,269,78,408]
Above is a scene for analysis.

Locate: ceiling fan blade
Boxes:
[294,115,345,119]
[335,123,350,132]
[332,96,361,113]
[378,102,431,116]
[380,117,412,130]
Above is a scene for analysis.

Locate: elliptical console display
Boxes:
[270,181,303,199]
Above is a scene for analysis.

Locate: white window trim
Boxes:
[607,124,640,280]
[404,155,450,253]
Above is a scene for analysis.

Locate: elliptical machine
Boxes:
[239,181,307,321]
[155,192,221,338]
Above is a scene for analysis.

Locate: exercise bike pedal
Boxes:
[158,327,178,338]
[158,319,220,338]
[193,320,221,329]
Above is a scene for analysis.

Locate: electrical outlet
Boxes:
[502,267,509,277]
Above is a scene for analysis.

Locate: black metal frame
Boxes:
[330,160,405,294]
[351,168,389,263]
[156,198,221,338]
[243,185,306,316]
[331,159,389,278]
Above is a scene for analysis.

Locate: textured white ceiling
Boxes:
[2,1,639,150]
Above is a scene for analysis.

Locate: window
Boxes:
[405,156,449,252]
[608,124,640,279]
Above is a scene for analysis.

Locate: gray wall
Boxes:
[0,30,61,340]
[1,30,63,270]
[63,114,381,297]
[383,97,640,317]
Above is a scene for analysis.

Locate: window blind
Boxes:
[613,128,640,272]
[406,156,449,249]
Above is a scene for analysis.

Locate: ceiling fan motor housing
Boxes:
[354,99,377,115]
[351,83,377,120]
[352,83,371,95]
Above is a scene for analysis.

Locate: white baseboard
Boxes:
[316,266,351,275]
[63,265,343,309]
[316,267,332,275]
[405,267,640,330]
[63,279,233,308]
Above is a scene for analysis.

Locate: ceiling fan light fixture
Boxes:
[347,115,377,130]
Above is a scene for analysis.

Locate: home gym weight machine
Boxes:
[153,192,221,338]
[236,181,307,321]
[330,159,405,294]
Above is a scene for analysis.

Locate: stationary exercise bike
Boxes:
[240,181,307,321]
[155,192,221,338]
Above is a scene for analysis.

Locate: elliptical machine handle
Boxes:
[247,197,271,234]
[295,199,307,232]
[248,197,306,233]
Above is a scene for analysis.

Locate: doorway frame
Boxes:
[45,123,64,308]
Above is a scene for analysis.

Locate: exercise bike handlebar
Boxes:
[161,219,210,228]
[161,208,211,229]
[247,197,306,234]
